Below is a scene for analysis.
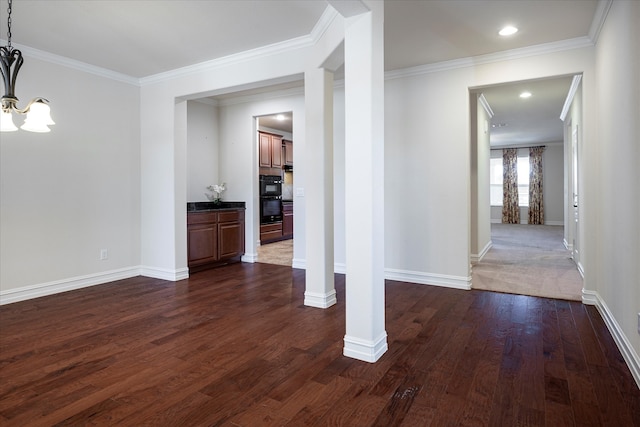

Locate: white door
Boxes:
[572,126,580,264]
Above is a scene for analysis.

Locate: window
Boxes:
[490,154,530,206]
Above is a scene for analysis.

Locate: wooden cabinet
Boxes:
[259,132,283,168]
[188,209,245,270]
[218,210,245,259]
[283,139,293,166]
[282,202,293,239]
[187,216,218,267]
[260,222,282,244]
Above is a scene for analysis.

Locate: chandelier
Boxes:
[1,0,54,132]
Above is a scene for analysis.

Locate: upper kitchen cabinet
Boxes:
[259,131,283,168]
[283,139,293,167]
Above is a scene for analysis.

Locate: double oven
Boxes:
[259,175,282,224]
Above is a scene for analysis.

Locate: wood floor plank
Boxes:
[0,262,638,426]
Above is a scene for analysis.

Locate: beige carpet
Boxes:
[256,239,293,267]
[472,224,583,301]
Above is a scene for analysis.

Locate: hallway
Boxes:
[472,224,583,301]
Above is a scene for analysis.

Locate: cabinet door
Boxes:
[282,212,293,238]
[188,224,218,266]
[259,132,272,168]
[284,140,293,166]
[219,222,244,259]
[271,135,283,168]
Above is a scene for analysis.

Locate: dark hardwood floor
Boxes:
[1,263,638,426]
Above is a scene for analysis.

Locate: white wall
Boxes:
[0,57,140,300]
[384,67,474,286]
[590,0,639,370]
[187,101,219,202]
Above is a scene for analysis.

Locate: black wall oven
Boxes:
[260,197,282,224]
[260,175,282,224]
[259,175,282,197]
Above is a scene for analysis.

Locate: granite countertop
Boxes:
[281,199,294,203]
[187,201,246,212]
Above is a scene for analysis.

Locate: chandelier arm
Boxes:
[12,97,50,114]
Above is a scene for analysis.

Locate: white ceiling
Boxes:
[479,75,576,147]
[0,0,600,144]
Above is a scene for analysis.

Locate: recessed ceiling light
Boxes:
[519,92,532,99]
[499,26,518,36]
[276,114,286,121]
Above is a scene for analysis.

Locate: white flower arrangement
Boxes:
[206,182,226,203]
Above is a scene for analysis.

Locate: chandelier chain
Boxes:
[6,0,12,48]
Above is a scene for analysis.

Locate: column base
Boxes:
[304,290,337,309]
[343,332,388,363]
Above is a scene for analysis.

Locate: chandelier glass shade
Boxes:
[1,0,54,132]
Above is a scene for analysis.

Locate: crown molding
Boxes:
[385,36,594,81]
[138,36,313,87]
[588,0,613,43]
[3,3,598,92]
[140,6,340,87]
[0,39,140,86]
[310,6,341,44]
[560,74,583,121]
[478,93,494,118]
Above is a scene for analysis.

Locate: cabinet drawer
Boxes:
[260,222,282,233]
[282,202,293,213]
[219,209,244,223]
[260,222,282,243]
[187,212,217,225]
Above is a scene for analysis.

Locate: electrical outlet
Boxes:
[100,249,108,260]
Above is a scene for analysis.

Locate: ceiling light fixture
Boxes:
[519,91,532,99]
[276,114,286,121]
[1,0,54,132]
[499,25,518,36]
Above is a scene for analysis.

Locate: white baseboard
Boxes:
[563,238,573,251]
[471,241,493,263]
[545,220,564,226]
[384,268,472,290]
[140,266,189,281]
[343,332,388,363]
[0,266,141,305]
[242,252,258,263]
[582,290,640,389]
[289,259,345,273]
[576,261,585,279]
[291,258,306,269]
[304,290,337,308]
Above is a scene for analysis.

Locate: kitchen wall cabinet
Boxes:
[259,131,283,168]
[283,139,293,166]
[188,208,245,270]
[282,202,293,239]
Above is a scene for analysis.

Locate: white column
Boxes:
[304,68,336,308]
[342,1,387,362]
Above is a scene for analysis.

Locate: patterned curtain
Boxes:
[502,148,520,224]
[528,146,545,225]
